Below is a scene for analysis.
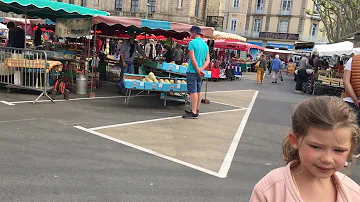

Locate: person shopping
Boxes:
[182,26,210,119]
[250,96,360,202]
[270,55,282,83]
[256,54,267,84]
[117,31,147,94]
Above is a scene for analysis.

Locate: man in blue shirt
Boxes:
[183,26,210,119]
[270,54,282,83]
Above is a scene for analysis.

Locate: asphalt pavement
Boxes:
[0,72,359,202]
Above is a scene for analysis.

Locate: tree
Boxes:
[308,0,360,42]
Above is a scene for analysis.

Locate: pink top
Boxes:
[250,161,360,202]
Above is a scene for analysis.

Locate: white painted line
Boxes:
[74,126,224,178]
[217,90,259,178]
[206,89,253,94]
[0,101,15,106]
[88,108,247,131]
[8,94,157,104]
[211,101,245,109]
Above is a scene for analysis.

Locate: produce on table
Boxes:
[159,79,165,83]
[181,63,188,67]
[148,72,156,81]
[164,79,170,84]
[176,80,182,84]
[181,80,187,84]
[170,80,174,84]
[145,76,153,82]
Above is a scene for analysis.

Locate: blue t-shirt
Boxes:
[187,37,209,73]
[271,58,282,72]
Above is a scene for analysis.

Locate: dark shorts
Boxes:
[186,72,202,94]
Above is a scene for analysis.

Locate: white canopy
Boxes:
[264,48,295,54]
[0,23,8,30]
[312,41,359,56]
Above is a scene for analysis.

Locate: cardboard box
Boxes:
[124,74,145,90]
[144,82,163,91]
[179,66,188,74]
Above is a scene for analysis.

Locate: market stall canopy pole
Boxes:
[0,0,109,21]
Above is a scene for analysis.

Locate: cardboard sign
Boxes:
[56,18,92,37]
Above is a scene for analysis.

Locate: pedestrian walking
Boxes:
[270,55,282,83]
[256,54,267,84]
[182,26,210,119]
[250,96,360,202]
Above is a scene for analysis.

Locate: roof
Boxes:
[211,31,246,41]
[0,0,109,21]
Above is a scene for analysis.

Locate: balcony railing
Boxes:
[279,10,292,15]
[253,8,265,14]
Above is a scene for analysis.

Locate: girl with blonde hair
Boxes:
[250,96,360,202]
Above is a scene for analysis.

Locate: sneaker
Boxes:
[294,90,302,94]
[182,112,199,119]
[185,109,199,114]
[275,81,278,83]
[272,81,274,83]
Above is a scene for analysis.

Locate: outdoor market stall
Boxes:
[263,48,296,74]
[92,16,214,106]
[0,0,109,104]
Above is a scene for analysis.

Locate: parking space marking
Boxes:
[0,94,158,105]
[74,90,258,178]
[75,125,222,178]
[218,91,258,177]
[87,108,247,131]
[0,118,39,124]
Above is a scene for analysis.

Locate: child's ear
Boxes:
[288,133,300,149]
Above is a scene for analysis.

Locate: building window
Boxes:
[115,0,122,11]
[81,0,87,7]
[233,0,240,8]
[311,23,318,36]
[230,19,237,32]
[281,0,291,11]
[253,19,261,32]
[278,20,288,33]
[178,0,183,8]
[69,0,75,4]
[131,0,139,13]
[255,0,264,10]
[195,0,200,17]
[148,0,156,13]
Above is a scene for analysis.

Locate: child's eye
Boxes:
[334,149,346,153]
[310,145,321,149]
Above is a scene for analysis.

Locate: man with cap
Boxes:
[183,26,210,119]
[118,30,147,94]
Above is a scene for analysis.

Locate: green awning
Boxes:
[0,0,109,21]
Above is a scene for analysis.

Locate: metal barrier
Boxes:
[0,47,54,104]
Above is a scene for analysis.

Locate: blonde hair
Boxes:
[282,96,359,165]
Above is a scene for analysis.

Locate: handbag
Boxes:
[254,61,260,69]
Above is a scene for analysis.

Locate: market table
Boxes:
[5,58,63,72]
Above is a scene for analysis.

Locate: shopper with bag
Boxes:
[270,55,282,83]
[256,54,267,84]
